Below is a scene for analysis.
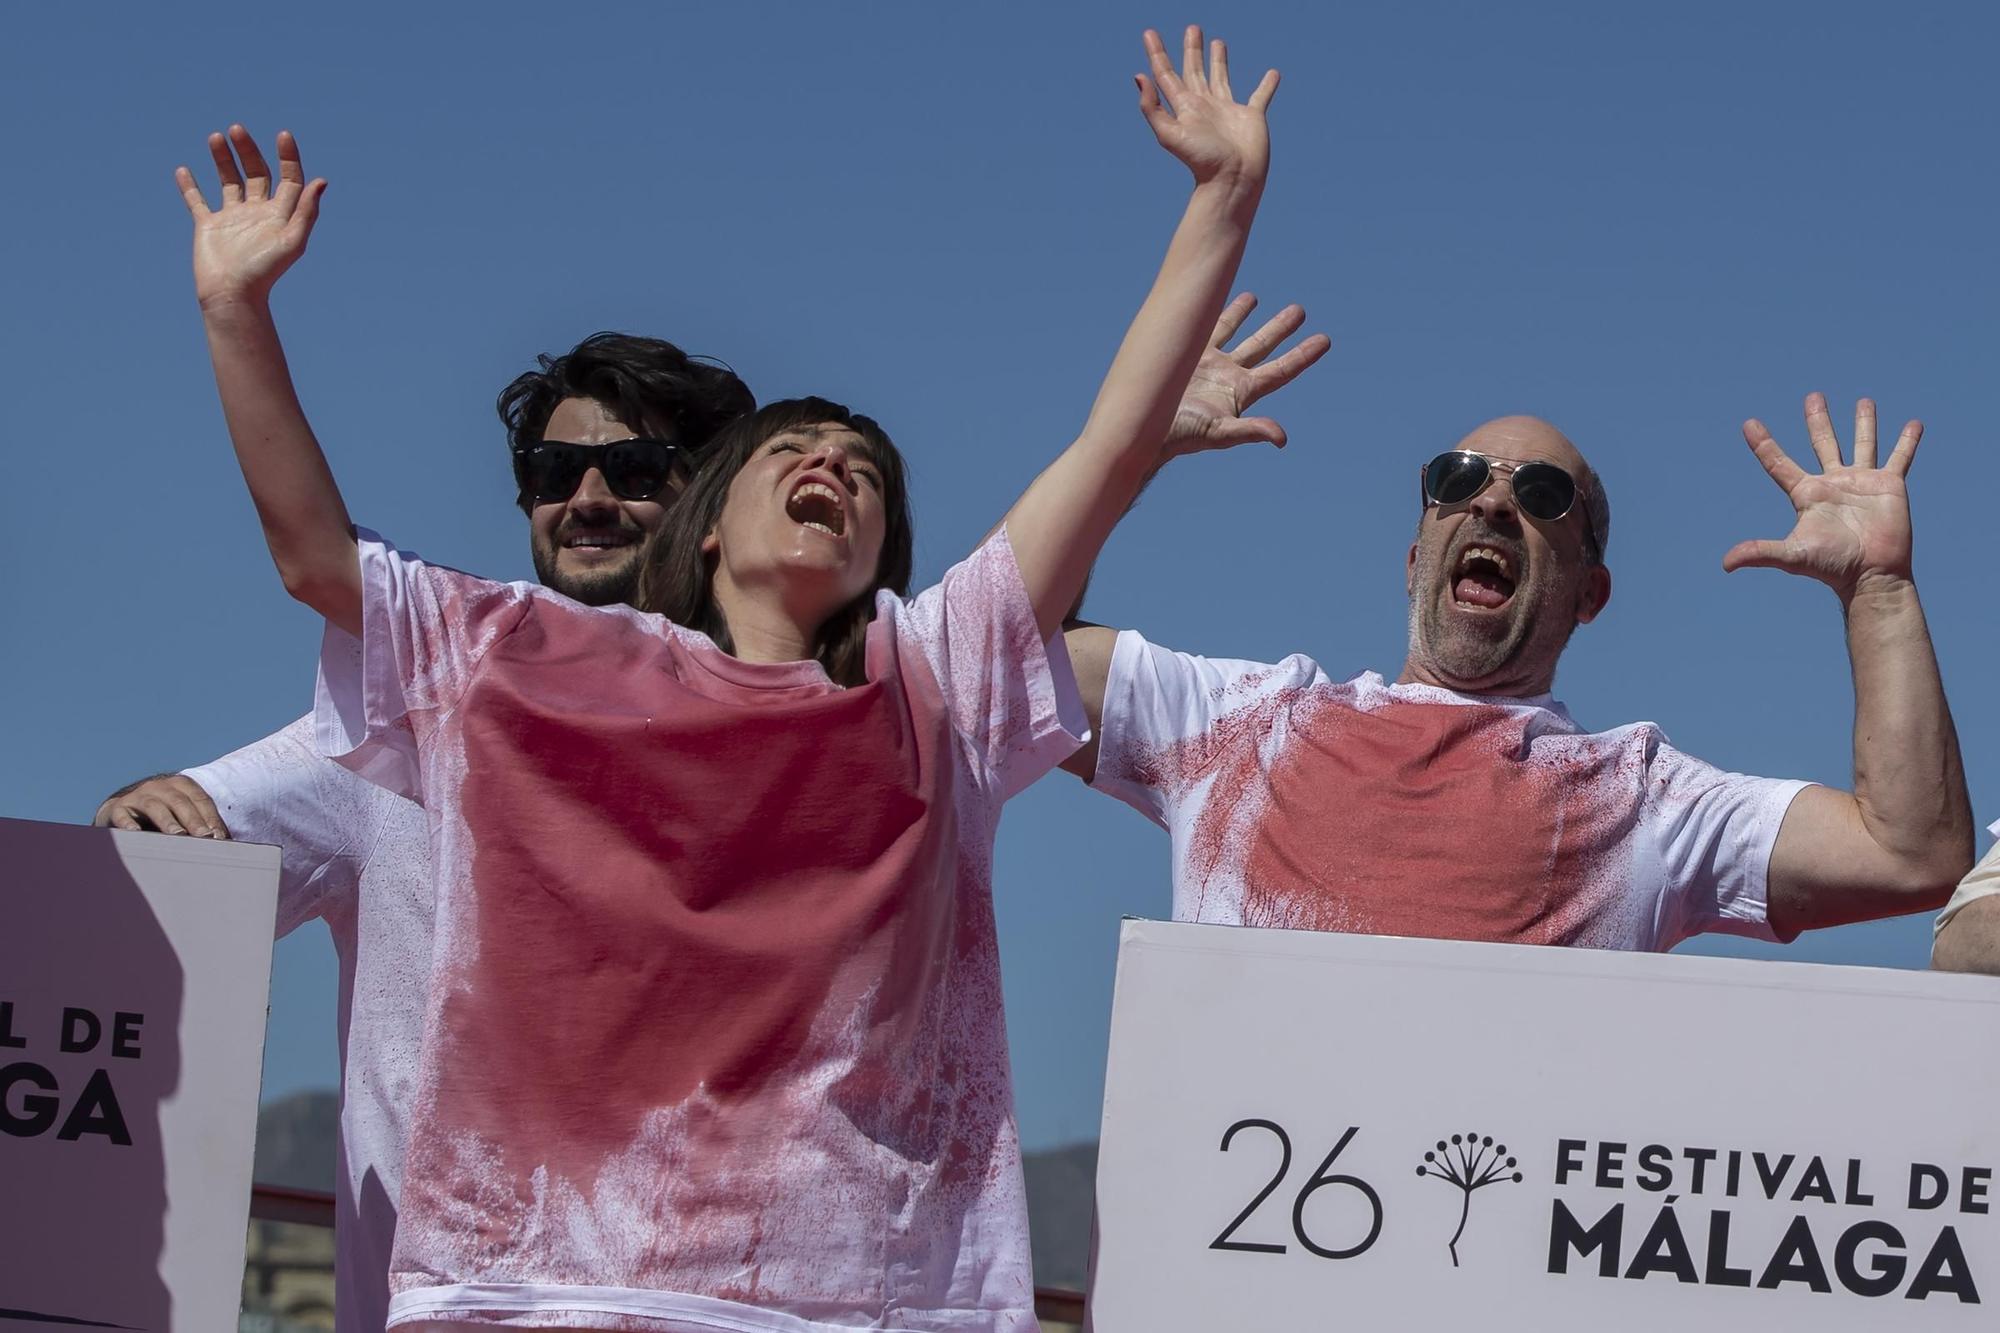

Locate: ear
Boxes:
[700,526,721,558]
[1575,563,1612,624]
[1406,540,1420,596]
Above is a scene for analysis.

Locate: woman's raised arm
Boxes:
[176,126,358,634]
[1000,27,1321,639]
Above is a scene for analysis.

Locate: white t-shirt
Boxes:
[1090,632,1810,950]
[1933,817,2000,939]
[315,528,1085,1332]
[184,695,430,1333]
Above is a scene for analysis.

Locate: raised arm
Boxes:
[1002,27,1311,639]
[176,126,359,634]
[1724,395,1974,936]
[1058,292,1327,780]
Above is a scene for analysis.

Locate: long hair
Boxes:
[638,398,914,688]
[497,332,755,513]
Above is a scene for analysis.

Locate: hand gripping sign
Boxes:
[0,818,278,1332]
[1090,919,2000,1331]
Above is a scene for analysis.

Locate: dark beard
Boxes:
[531,534,645,608]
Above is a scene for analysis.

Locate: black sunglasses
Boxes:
[1419,450,1598,553]
[513,439,687,505]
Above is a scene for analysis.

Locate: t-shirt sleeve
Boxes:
[892,526,1089,801]
[313,529,533,800]
[183,714,403,939]
[1644,738,1813,946]
[1933,819,2000,937]
[1089,630,1314,828]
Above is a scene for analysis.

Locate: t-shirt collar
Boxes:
[1362,670,1574,726]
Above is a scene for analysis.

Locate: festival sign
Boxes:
[1090,919,2000,1330]
[0,818,278,1332]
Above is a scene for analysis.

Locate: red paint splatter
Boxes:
[1169,689,1649,945]
[412,603,958,1271]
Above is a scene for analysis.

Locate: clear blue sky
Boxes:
[4,1,1994,1151]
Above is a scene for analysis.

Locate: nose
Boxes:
[808,441,857,491]
[1467,472,1521,529]
[568,465,619,517]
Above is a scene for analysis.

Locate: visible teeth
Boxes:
[788,480,846,536]
[1460,545,1511,577]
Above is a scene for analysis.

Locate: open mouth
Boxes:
[1452,544,1517,610]
[786,480,847,538]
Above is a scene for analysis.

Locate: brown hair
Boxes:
[637,397,914,687]
[497,332,755,514]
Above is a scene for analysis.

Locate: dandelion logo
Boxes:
[1416,1131,1523,1267]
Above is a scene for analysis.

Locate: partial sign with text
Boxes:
[0,819,278,1332]
[1091,919,2000,1331]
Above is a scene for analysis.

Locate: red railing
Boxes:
[1033,1286,1087,1323]
[250,1182,336,1228]
[249,1185,1089,1323]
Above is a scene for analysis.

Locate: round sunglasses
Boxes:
[513,439,687,505]
[1419,450,1598,554]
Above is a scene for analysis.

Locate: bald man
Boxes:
[1063,398,1971,950]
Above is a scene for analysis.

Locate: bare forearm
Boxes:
[1080,177,1259,464]
[1843,573,1972,884]
[1005,178,1259,636]
[201,296,360,632]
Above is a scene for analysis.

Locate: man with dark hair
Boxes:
[1065,398,1972,951]
[500,331,752,605]
[93,328,751,1333]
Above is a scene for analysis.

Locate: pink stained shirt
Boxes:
[1090,632,1811,950]
[314,528,1086,1332]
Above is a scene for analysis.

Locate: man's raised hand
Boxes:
[1137,26,1278,190]
[175,126,326,310]
[1722,394,1920,599]
[1165,293,1331,455]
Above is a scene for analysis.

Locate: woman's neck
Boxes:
[711,573,823,665]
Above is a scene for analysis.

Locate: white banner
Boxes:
[1,818,278,1332]
[1091,919,2000,1331]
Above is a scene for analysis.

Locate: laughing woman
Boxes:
[176,27,1321,1333]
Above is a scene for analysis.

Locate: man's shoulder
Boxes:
[1113,630,1350,696]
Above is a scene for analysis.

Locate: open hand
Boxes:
[1137,26,1277,189]
[175,126,326,309]
[1165,293,1330,454]
[1722,394,1920,598]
